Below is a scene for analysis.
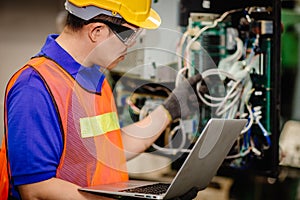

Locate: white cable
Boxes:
[196,68,243,116]
[215,80,242,115]
[175,67,188,88]
[176,30,190,71]
[138,102,191,155]
[241,103,254,134]
[228,101,239,119]
[202,68,236,80]
[139,104,149,121]
[204,85,239,102]
[151,120,191,155]
[151,143,192,154]
[168,122,187,150]
[226,148,251,159]
[216,88,242,116]
[250,137,262,156]
[218,37,244,79]
[184,9,242,71]
[239,78,253,116]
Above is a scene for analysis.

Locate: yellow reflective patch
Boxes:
[80,112,120,138]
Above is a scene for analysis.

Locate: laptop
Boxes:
[79,118,247,199]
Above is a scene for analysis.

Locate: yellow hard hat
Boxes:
[65,0,161,29]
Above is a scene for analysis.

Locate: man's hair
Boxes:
[66,13,127,31]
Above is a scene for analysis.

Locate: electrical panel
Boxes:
[111,0,281,178]
[178,0,281,177]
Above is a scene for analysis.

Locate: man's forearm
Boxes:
[18,177,113,200]
[121,105,172,160]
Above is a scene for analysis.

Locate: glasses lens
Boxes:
[104,21,141,45]
[113,28,135,43]
[123,28,142,46]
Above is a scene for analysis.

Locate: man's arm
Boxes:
[121,74,204,160]
[18,178,113,200]
[121,105,171,160]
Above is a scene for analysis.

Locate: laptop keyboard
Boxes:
[120,183,170,195]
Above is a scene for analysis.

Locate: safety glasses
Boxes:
[89,19,142,46]
[104,21,142,46]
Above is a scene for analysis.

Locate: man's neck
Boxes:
[56,28,92,66]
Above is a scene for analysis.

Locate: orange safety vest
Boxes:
[0,57,128,198]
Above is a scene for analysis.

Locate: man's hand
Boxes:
[162,73,207,121]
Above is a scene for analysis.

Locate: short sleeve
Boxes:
[6,67,63,186]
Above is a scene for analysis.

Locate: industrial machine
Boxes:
[111,0,281,178]
[177,0,281,178]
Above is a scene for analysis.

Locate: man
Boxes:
[0,0,203,199]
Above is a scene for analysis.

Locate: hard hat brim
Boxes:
[65,1,161,29]
[133,8,161,30]
[65,1,123,21]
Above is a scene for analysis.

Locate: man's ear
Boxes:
[88,23,104,43]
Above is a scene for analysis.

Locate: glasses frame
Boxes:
[86,19,142,46]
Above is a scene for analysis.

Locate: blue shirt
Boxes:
[7,34,105,198]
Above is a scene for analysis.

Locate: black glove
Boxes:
[162,73,207,121]
[170,187,199,200]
